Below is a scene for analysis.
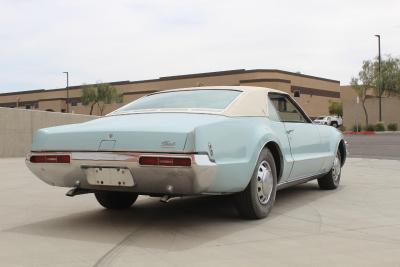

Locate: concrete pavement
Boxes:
[1,157,400,266]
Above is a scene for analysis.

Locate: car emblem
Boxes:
[161,140,176,147]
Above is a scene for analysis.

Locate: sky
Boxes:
[0,0,399,93]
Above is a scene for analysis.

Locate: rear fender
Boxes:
[316,125,344,172]
[194,117,281,193]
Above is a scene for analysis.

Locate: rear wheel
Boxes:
[234,148,277,219]
[318,150,341,190]
[331,121,338,128]
[95,191,138,209]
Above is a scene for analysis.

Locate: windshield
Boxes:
[316,117,325,120]
[113,89,242,114]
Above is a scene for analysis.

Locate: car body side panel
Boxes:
[193,117,293,193]
[284,122,325,180]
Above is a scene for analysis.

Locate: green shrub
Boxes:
[375,122,385,131]
[352,124,362,132]
[387,123,398,131]
[339,125,346,132]
[364,124,375,131]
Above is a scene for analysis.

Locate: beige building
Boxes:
[0,69,340,118]
[341,85,400,129]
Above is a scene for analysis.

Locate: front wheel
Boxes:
[234,148,277,219]
[318,150,341,190]
[95,191,139,209]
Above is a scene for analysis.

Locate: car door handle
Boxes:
[286,129,294,134]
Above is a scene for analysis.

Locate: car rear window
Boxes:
[114,89,241,113]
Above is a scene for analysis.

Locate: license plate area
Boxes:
[83,167,134,187]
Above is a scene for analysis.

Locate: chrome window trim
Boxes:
[108,89,244,116]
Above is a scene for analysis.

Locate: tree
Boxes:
[351,55,400,125]
[351,60,374,126]
[373,55,400,97]
[328,101,343,117]
[81,83,121,115]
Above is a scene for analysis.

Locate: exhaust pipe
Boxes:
[160,195,173,203]
[66,181,93,197]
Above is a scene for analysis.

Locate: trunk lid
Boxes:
[32,113,227,152]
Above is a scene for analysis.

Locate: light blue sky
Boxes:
[0,0,399,93]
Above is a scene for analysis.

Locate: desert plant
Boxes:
[375,122,385,131]
[387,123,398,131]
[328,101,343,117]
[364,124,375,131]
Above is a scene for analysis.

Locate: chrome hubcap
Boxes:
[332,153,341,183]
[256,161,274,205]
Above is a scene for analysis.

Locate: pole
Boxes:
[375,35,382,121]
[63,72,69,113]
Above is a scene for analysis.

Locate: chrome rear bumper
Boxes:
[26,152,216,195]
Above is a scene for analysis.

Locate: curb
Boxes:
[375,131,400,135]
[344,131,400,135]
[343,131,375,135]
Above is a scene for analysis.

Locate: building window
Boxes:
[71,101,78,106]
[25,105,31,109]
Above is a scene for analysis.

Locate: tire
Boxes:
[95,191,138,209]
[318,150,341,190]
[234,148,277,219]
[331,122,338,128]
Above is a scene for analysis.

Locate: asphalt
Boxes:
[345,133,400,160]
[1,156,400,267]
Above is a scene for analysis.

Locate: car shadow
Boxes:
[6,181,339,252]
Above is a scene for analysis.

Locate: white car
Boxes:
[313,116,342,128]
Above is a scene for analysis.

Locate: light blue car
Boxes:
[26,86,347,219]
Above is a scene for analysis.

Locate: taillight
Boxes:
[30,155,70,163]
[139,156,191,167]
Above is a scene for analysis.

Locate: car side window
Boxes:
[268,93,308,123]
[266,97,281,121]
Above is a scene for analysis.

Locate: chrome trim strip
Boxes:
[28,151,215,167]
[72,152,135,161]
[277,172,326,191]
[26,151,216,195]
